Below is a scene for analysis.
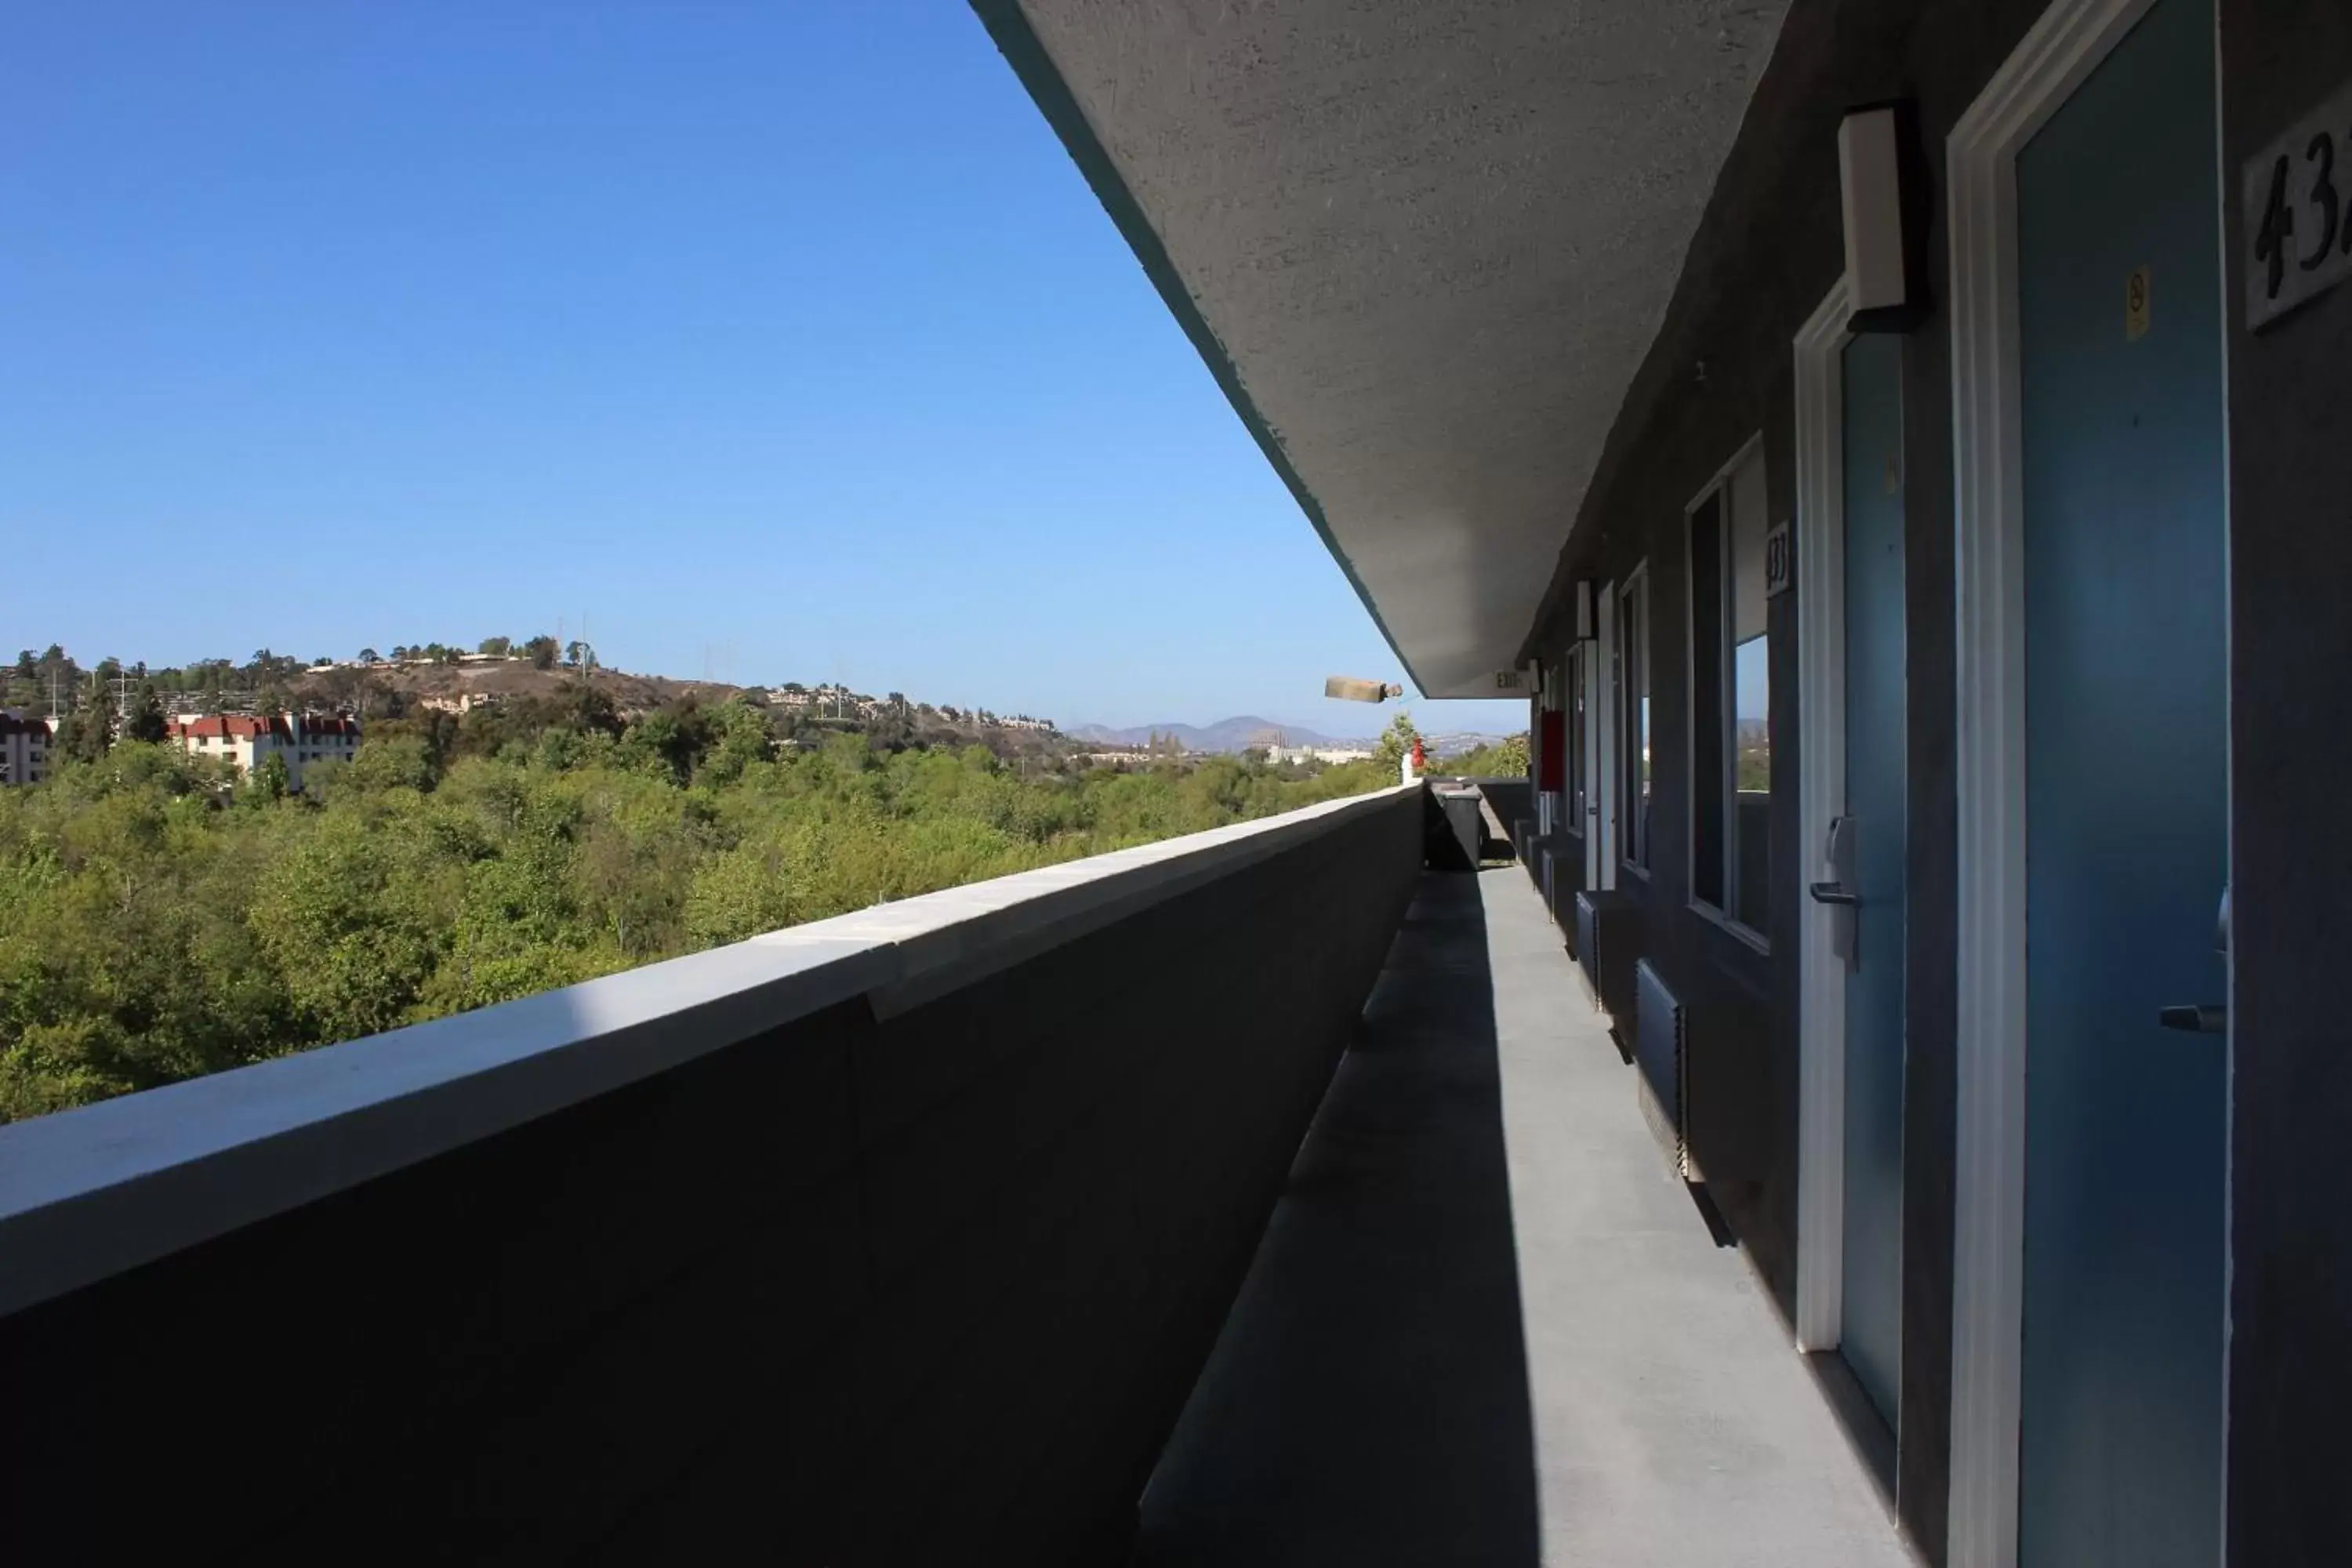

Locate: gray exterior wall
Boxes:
[1477,777,1532,835]
[1520,0,2351,1559]
[1510,0,2352,1559]
[0,790,1424,1565]
[2219,3,2352,1564]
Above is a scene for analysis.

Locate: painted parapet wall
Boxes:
[1472,777,1535,851]
[0,785,1426,1563]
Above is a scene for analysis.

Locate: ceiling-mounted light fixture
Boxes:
[1839,100,1930,332]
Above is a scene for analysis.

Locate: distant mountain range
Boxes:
[1068,717,1361,753]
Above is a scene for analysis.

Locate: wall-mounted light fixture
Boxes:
[1324,676,1403,702]
[1839,100,1929,332]
[1572,580,1596,642]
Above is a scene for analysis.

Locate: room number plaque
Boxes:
[2247,76,2352,331]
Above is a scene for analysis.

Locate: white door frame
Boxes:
[1793,278,1854,1354]
[1580,633,1602,888]
[1531,687,1547,831]
[1945,2,2167,1565]
[1562,643,1582,841]
[1537,662,1559,838]
[1593,580,1620,889]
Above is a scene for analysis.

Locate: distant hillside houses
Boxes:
[770,683,852,711]
[1263,743,1374,766]
[418,691,500,716]
[760,683,1055,733]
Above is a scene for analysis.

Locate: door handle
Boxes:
[1809,881,1858,907]
[2158,1004,2226,1034]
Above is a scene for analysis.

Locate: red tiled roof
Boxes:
[169,715,277,739]
[167,713,361,742]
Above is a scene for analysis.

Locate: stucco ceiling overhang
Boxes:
[977,0,1788,697]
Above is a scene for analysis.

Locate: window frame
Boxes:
[1683,432,1772,953]
[1565,643,1586,837]
[1617,563,1652,879]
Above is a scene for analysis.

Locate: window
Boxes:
[1689,437,1772,942]
[1619,567,1652,873]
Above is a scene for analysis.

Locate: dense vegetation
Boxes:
[1444,731,1530,779]
[0,688,1392,1123]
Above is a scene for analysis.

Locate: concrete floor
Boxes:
[1136,869,1918,1567]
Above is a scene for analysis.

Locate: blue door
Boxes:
[1838,332,1906,1430]
[2016,0,2227,1563]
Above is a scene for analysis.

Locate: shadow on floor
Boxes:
[1684,1178,1738,1248]
[1133,873,1540,1567]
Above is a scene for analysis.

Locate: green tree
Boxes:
[524,634,561,671]
[246,808,449,1043]
[1452,731,1530,777]
[620,700,719,785]
[124,683,169,744]
[477,636,512,658]
[698,699,775,786]
[248,752,291,804]
[1370,710,1423,776]
[58,700,113,762]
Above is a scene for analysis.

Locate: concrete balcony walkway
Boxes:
[1135,868,1917,1567]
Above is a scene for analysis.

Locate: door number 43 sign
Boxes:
[2248,76,2352,331]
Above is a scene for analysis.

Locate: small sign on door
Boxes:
[1765,520,1794,599]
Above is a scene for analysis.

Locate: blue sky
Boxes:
[0,2,1526,739]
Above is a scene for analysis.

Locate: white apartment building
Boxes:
[0,713,55,786]
[168,713,361,788]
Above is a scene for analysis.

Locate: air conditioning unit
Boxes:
[1545,842,1587,948]
[1633,959,1771,1183]
[1573,890,1642,1046]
